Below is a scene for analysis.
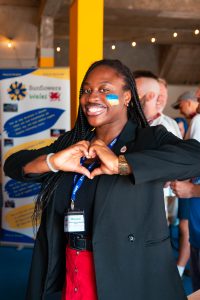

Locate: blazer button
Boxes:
[128,234,136,242]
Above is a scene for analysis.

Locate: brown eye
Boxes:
[99,88,109,93]
[83,88,92,94]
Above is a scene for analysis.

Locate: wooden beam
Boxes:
[104,0,200,18]
[159,45,180,79]
[38,0,63,19]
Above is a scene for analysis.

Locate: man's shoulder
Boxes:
[191,113,200,124]
[158,114,182,138]
[162,114,176,124]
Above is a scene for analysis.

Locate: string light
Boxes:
[108,28,199,50]
[7,40,13,48]
[131,41,137,47]
[56,47,61,52]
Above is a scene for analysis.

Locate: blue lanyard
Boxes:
[70,137,118,210]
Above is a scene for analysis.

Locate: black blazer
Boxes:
[4,120,200,300]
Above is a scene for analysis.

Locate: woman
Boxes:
[4,59,200,300]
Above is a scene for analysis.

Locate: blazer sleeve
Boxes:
[3,132,69,182]
[125,125,200,184]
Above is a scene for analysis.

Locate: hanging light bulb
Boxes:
[194,29,200,35]
[7,40,13,48]
[56,47,61,52]
[111,44,116,50]
[131,41,136,47]
[151,37,156,43]
[173,32,178,38]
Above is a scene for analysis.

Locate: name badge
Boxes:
[64,210,85,233]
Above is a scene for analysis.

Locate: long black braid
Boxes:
[33,59,148,222]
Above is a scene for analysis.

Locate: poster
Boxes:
[0,68,70,244]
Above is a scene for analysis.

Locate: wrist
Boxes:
[118,155,131,175]
[46,153,59,173]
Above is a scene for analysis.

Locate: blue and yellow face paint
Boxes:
[106,94,119,106]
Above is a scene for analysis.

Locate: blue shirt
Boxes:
[189,177,200,248]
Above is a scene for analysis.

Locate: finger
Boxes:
[75,165,91,179]
[74,144,90,157]
[90,167,103,179]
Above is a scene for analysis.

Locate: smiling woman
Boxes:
[3,59,200,300]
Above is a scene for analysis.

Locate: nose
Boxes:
[87,90,100,102]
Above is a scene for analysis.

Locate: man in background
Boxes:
[171,88,200,292]
[172,91,199,120]
[134,71,189,279]
[134,71,181,137]
[157,78,182,138]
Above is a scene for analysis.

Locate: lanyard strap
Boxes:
[70,137,118,210]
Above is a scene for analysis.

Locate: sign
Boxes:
[0,68,70,244]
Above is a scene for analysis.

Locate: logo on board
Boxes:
[7,81,27,101]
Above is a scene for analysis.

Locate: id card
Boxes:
[64,210,85,233]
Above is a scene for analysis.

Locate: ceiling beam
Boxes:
[38,0,64,19]
[105,0,200,18]
[159,45,180,79]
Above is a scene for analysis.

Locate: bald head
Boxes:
[135,77,160,120]
[135,77,160,98]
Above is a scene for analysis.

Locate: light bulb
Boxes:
[131,41,136,47]
[56,47,61,52]
[194,29,199,35]
[111,44,116,50]
[151,37,156,43]
[7,41,13,48]
[173,32,178,38]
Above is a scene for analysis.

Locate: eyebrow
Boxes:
[83,81,112,85]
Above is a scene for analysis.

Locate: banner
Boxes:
[0,68,70,244]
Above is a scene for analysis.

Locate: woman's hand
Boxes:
[50,140,91,178]
[24,140,92,178]
[88,139,119,178]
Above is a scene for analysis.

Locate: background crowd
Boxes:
[132,70,200,292]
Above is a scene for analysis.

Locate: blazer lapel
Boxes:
[92,120,138,233]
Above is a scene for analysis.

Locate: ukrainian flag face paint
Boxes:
[106,94,119,106]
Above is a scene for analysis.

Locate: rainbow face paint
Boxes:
[106,94,119,106]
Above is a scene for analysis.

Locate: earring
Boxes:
[126,102,129,107]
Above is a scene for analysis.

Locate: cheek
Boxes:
[106,94,120,106]
[80,96,86,107]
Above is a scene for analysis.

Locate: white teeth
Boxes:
[87,106,104,112]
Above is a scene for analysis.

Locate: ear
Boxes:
[123,90,131,106]
[146,91,156,102]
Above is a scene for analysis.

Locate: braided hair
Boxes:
[34,59,148,221]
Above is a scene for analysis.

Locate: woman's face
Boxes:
[80,65,131,128]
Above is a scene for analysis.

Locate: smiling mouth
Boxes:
[85,104,107,116]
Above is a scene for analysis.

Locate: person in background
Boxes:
[172,91,199,120]
[171,88,200,292]
[4,60,200,300]
[134,72,190,278]
[157,78,182,138]
[174,117,189,138]
[157,79,191,278]
[133,72,182,138]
